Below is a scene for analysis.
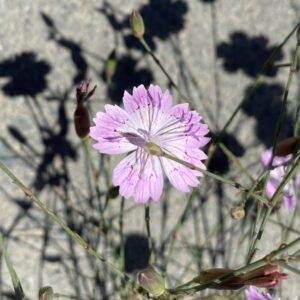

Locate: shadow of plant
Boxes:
[242,82,292,147]
[103,54,154,104]
[100,0,188,51]
[123,234,150,273]
[217,31,283,78]
[41,12,88,85]
[0,52,51,97]
[208,133,245,174]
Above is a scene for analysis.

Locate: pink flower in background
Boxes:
[261,149,300,211]
[90,84,210,203]
[245,287,273,300]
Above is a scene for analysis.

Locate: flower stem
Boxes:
[247,154,300,262]
[270,39,300,166]
[161,151,269,205]
[169,236,300,295]
[0,160,131,283]
[139,37,192,105]
[145,202,155,264]
[0,234,26,300]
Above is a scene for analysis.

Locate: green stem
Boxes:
[145,203,154,264]
[219,143,255,183]
[0,160,131,283]
[139,37,192,105]
[82,137,104,213]
[161,151,269,205]
[0,234,26,300]
[270,42,300,166]
[119,197,125,272]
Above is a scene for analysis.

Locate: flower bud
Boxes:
[274,136,300,156]
[240,263,288,288]
[194,264,288,291]
[74,104,90,139]
[130,10,145,39]
[230,206,245,220]
[138,267,166,297]
[74,80,97,139]
[39,286,54,300]
[105,49,117,81]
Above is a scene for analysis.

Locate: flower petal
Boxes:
[245,287,273,300]
[160,157,200,192]
[90,104,137,154]
[113,149,164,203]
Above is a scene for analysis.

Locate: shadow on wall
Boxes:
[102,54,154,104]
[242,82,292,148]
[120,234,150,273]
[99,0,188,103]
[208,133,245,174]
[0,52,51,97]
[100,0,188,50]
[217,31,283,78]
[41,12,88,85]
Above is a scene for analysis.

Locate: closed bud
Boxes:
[39,286,54,300]
[130,10,145,39]
[74,80,97,139]
[274,136,300,156]
[105,49,117,81]
[240,263,288,288]
[74,105,90,139]
[138,267,166,297]
[230,206,245,220]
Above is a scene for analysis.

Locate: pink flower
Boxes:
[90,84,210,203]
[245,287,273,300]
[261,149,299,211]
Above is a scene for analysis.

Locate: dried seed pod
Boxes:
[230,206,245,220]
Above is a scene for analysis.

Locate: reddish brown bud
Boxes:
[240,264,288,289]
[195,264,288,291]
[74,105,90,139]
[74,80,97,139]
[274,136,300,156]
